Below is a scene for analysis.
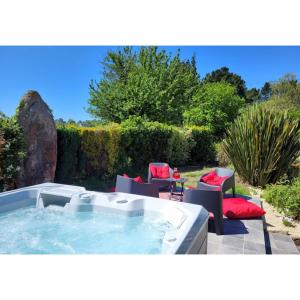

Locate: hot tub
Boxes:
[0,183,209,254]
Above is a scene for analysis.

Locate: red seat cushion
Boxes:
[223,198,266,219]
[133,176,144,184]
[123,173,144,184]
[150,165,170,179]
[201,170,228,186]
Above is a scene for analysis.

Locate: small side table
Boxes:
[167,178,187,200]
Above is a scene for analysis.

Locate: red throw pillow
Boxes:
[133,176,144,184]
[223,198,266,219]
[201,170,228,186]
[150,165,169,179]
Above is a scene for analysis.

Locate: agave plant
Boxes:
[222,104,300,187]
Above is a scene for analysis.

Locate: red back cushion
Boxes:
[150,165,170,179]
[223,198,266,219]
[201,170,228,186]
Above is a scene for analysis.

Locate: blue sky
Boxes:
[0,46,299,121]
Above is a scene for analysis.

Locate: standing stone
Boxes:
[17,91,57,187]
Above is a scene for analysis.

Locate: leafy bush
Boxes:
[55,119,215,183]
[55,126,81,183]
[120,117,185,168]
[264,178,300,219]
[183,82,245,136]
[223,104,300,187]
[56,123,122,182]
[187,126,215,163]
[0,117,25,190]
[215,142,230,167]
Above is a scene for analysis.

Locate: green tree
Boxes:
[260,82,272,100]
[88,46,200,125]
[271,73,300,106]
[203,66,247,98]
[0,111,6,119]
[245,88,260,104]
[183,82,245,136]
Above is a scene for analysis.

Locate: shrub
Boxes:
[121,117,176,168]
[215,142,230,167]
[55,119,216,183]
[55,126,81,183]
[223,104,300,187]
[0,117,26,190]
[264,178,300,219]
[56,124,122,182]
[187,126,215,164]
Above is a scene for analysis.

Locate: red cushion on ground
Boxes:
[150,165,169,179]
[201,170,228,186]
[223,198,266,219]
[133,176,144,184]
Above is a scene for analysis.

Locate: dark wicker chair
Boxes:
[115,175,159,198]
[199,167,235,197]
[183,185,224,235]
[148,162,174,191]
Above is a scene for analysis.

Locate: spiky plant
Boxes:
[222,104,300,187]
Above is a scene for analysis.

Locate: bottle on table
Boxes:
[173,167,180,179]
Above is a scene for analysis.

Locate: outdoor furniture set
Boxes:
[114,163,265,235]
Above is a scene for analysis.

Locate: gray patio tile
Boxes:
[207,242,220,254]
[222,235,245,249]
[243,228,265,245]
[243,219,264,230]
[207,232,223,243]
[272,240,299,253]
[244,240,266,254]
[218,244,244,254]
[271,233,295,243]
[271,248,299,255]
[244,248,262,254]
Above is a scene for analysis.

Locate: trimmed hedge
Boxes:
[187,125,215,163]
[55,119,215,182]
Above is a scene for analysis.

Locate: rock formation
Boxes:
[17,91,57,187]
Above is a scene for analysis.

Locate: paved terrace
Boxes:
[160,191,299,254]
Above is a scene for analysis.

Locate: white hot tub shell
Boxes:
[0,183,209,254]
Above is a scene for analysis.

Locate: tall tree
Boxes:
[245,88,260,104]
[271,73,300,105]
[88,47,200,125]
[203,66,247,98]
[260,82,272,100]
